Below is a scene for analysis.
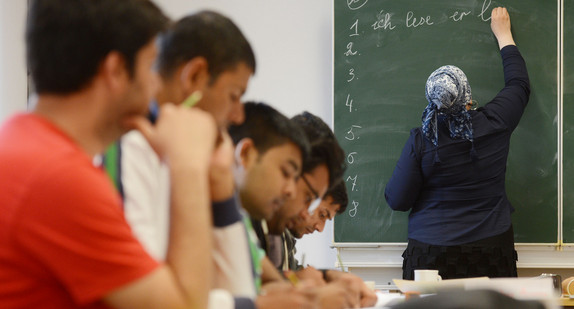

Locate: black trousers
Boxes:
[402,226,518,280]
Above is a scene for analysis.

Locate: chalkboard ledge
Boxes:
[334,244,574,269]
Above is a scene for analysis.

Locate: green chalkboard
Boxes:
[333,0,558,243]
[563,0,574,243]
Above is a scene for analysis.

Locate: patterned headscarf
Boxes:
[421,65,476,162]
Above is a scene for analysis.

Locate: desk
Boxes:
[560,296,574,307]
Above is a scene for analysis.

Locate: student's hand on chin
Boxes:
[127,103,217,164]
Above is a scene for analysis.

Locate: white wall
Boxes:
[0,1,28,122]
[154,0,337,269]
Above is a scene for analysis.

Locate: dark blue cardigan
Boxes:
[384,45,530,246]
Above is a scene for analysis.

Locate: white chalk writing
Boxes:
[406,11,434,28]
[346,175,359,192]
[348,201,359,217]
[350,19,359,36]
[347,152,358,164]
[347,68,356,82]
[450,10,472,21]
[347,0,368,11]
[345,125,362,140]
[344,42,358,56]
[478,0,493,21]
[345,94,354,112]
[372,10,396,30]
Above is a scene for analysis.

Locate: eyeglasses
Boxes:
[301,175,322,214]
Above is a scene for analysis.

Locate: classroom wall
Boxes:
[154,0,336,269]
[0,1,27,122]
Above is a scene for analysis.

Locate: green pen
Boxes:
[182,90,202,108]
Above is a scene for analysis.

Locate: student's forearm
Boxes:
[261,256,285,283]
[166,162,213,309]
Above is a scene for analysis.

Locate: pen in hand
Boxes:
[181,90,222,145]
[182,90,203,108]
[286,271,299,286]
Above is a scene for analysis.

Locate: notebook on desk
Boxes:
[393,277,489,294]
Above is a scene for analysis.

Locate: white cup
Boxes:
[414,269,442,282]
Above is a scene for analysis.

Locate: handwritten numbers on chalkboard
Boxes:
[350,19,359,37]
[344,42,358,56]
[345,125,362,140]
[348,201,359,217]
[347,68,356,82]
[347,152,358,164]
[343,12,363,219]
[345,94,355,112]
[346,175,358,192]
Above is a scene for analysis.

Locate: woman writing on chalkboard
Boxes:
[384,7,530,280]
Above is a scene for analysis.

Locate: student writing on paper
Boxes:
[384,7,530,280]
[246,112,378,308]
[229,102,320,309]
[232,105,375,309]
[282,180,379,308]
[288,180,347,244]
[250,112,342,276]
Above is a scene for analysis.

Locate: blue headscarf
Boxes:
[421,65,476,162]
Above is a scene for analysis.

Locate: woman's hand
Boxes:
[490,7,516,50]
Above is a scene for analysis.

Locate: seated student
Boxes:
[112,9,255,261]
[258,112,376,306]
[231,105,371,309]
[260,112,346,261]
[230,103,310,223]
[249,112,377,308]
[284,181,378,308]
[229,102,318,309]
[104,11,296,309]
[286,180,349,269]
[289,180,348,238]
[0,1,223,309]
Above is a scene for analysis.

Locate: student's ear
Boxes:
[235,138,258,169]
[100,51,128,93]
[180,57,210,95]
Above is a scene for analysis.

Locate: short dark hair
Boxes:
[291,112,346,191]
[27,0,169,94]
[325,180,348,214]
[229,102,309,161]
[157,10,256,83]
